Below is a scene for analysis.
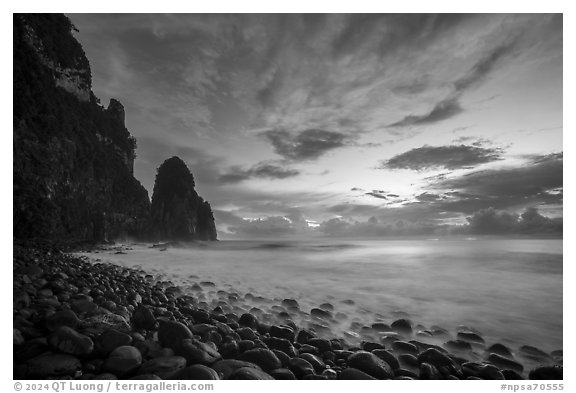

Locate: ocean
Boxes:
[81,238,562,353]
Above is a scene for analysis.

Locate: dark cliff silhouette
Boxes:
[13,14,217,242]
[151,157,217,241]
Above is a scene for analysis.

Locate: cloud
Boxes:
[260,129,350,161]
[388,44,515,127]
[381,144,503,171]
[219,162,300,184]
[453,44,515,93]
[365,191,388,200]
[388,97,463,127]
[467,207,562,235]
[435,152,563,198]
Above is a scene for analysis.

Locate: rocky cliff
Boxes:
[14,14,150,241]
[151,157,217,241]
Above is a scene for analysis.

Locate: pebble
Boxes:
[212,359,262,379]
[27,353,82,378]
[338,367,376,380]
[238,348,281,372]
[104,346,142,377]
[230,367,274,380]
[391,319,413,335]
[48,326,94,355]
[288,357,316,378]
[168,365,220,380]
[177,338,222,365]
[347,350,393,379]
[487,353,524,373]
[270,368,297,380]
[138,356,187,379]
[99,329,133,353]
[529,366,563,380]
[157,319,193,352]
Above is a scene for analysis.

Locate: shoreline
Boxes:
[13,241,563,380]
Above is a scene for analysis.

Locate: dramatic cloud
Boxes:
[260,129,350,161]
[219,162,300,184]
[453,44,515,93]
[388,98,463,127]
[381,144,503,171]
[467,207,562,235]
[388,44,515,127]
[435,152,563,198]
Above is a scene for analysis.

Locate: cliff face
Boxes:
[13,14,150,241]
[151,157,217,241]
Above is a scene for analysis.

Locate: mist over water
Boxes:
[85,238,562,352]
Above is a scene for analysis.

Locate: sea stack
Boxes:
[150,156,217,241]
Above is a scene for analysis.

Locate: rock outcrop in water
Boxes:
[150,157,217,241]
[14,14,151,241]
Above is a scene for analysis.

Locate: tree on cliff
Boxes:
[150,157,217,241]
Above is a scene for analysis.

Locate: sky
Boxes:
[69,13,563,238]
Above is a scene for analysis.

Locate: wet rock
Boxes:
[71,299,98,314]
[444,340,472,352]
[529,366,563,380]
[307,338,332,354]
[303,374,327,379]
[129,374,162,380]
[398,354,419,370]
[288,357,315,378]
[457,331,485,344]
[296,329,316,344]
[298,353,326,373]
[417,348,461,376]
[45,310,79,331]
[362,341,385,352]
[420,362,442,379]
[270,368,296,380]
[391,319,413,335]
[487,343,513,358]
[311,308,332,319]
[391,341,418,355]
[338,367,376,380]
[272,349,291,367]
[502,369,524,380]
[14,329,25,346]
[138,356,187,379]
[133,306,156,330]
[281,299,299,309]
[177,338,222,365]
[237,327,259,341]
[48,326,94,355]
[372,349,400,370]
[104,346,142,377]
[520,346,552,362]
[27,353,82,378]
[212,359,262,380]
[396,368,418,379]
[238,313,259,329]
[158,319,193,352]
[270,325,295,341]
[319,303,334,311]
[264,337,297,357]
[99,329,133,353]
[479,364,505,380]
[230,367,275,380]
[347,350,393,379]
[321,368,338,379]
[238,340,255,353]
[238,348,281,372]
[487,353,524,374]
[168,365,220,380]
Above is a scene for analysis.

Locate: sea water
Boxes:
[82,238,562,352]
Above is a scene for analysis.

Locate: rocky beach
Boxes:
[13,241,563,380]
